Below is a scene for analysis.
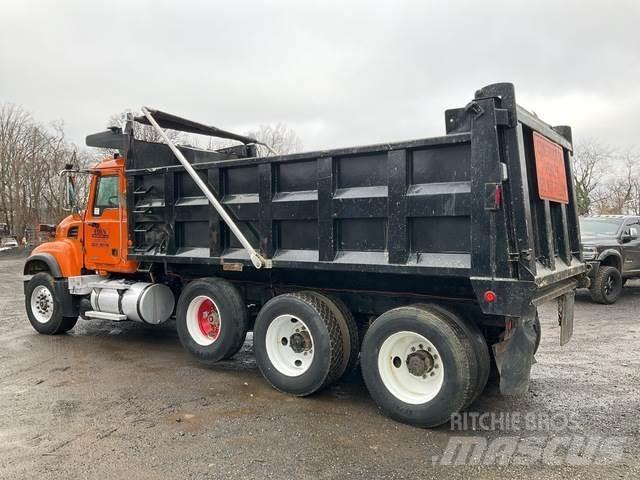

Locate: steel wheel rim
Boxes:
[265,315,315,377]
[377,331,445,404]
[31,285,54,324]
[186,295,221,346]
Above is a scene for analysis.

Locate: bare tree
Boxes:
[0,103,89,237]
[247,123,302,156]
[591,149,639,215]
[572,141,612,215]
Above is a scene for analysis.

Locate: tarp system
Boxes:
[134,108,258,145]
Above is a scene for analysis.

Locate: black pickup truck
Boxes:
[580,215,640,303]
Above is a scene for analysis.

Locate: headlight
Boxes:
[582,246,598,261]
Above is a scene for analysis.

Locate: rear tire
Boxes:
[590,266,623,304]
[361,306,474,428]
[254,292,344,396]
[418,304,490,407]
[307,292,359,380]
[25,272,77,335]
[176,277,248,363]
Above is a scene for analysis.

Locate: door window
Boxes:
[93,176,119,215]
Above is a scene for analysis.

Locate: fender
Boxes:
[24,239,84,278]
[597,248,623,270]
[24,253,63,277]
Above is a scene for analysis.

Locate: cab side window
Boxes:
[93,176,119,215]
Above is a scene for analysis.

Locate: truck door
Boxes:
[84,175,123,268]
[622,218,640,275]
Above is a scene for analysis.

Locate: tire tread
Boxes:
[254,292,344,396]
[416,304,489,407]
[589,266,622,304]
[25,272,77,335]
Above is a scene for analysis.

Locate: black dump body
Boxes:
[89,83,586,319]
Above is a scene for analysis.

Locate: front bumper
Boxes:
[585,260,600,278]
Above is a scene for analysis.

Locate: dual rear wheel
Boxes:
[176,280,489,427]
[361,305,489,427]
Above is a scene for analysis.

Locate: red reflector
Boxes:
[494,184,502,208]
[484,291,497,303]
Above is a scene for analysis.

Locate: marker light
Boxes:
[484,290,497,303]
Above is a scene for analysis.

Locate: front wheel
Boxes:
[361,306,475,428]
[25,272,77,334]
[590,266,623,304]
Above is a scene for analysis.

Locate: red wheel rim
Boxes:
[197,298,220,341]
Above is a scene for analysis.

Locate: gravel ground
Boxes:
[0,255,638,479]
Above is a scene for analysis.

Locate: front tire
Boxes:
[25,272,77,334]
[361,306,474,428]
[590,266,623,304]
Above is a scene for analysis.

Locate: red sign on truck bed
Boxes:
[533,132,569,204]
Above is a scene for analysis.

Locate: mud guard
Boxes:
[493,313,537,395]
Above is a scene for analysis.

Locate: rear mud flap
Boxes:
[493,315,537,396]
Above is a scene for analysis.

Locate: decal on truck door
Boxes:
[89,225,109,248]
[533,131,569,204]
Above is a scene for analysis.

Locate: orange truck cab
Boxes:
[23,155,139,327]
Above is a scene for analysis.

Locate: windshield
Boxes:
[580,218,623,236]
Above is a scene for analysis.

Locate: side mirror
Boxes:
[39,224,56,233]
[621,227,638,243]
[60,172,78,212]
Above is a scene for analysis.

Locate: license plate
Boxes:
[533,132,569,204]
[558,292,574,345]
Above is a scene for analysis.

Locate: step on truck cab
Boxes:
[24,83,587,427]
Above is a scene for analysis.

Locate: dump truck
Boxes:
[23,83,587,427]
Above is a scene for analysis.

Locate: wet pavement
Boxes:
[0,256,638,479]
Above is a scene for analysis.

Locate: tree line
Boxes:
[572,141,640,216]
[0,104,97,239]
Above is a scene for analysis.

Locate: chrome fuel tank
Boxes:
[90,280,174,324]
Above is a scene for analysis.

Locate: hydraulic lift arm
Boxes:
[141,107,271,269]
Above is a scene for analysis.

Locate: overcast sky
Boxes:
[1,0,639,153]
